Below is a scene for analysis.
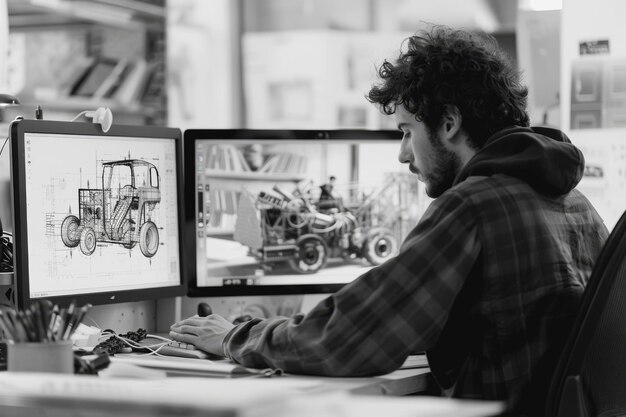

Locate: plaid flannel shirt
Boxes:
[223,172,607,407]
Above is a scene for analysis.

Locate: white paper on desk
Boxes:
[0,372,316,416]
[400,353,429,369]
[109,355,278,377]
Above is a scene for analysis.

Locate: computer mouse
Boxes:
[197,302,213,317]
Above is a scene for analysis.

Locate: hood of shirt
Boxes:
[454,126,584,196]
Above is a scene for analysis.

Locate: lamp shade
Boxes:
[0,93,19,105]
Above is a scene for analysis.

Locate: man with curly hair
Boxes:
[170,26,608,414]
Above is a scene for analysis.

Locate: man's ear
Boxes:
[439,105,463,141]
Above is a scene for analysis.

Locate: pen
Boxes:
[4,309,23,342]
[48,305,59,341]
[0,311,15,342]
[62,310,78,340]
[54,308,67,341]
[1,300,92,343]
[36,300,53,342]
[23,310,39,342]
[30,307,45,342]
[10,310,28,342]
[66,303,92,339]
[11,311,31,342]
[61,299,77,340]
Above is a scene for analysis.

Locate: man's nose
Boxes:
[398,139,410,164]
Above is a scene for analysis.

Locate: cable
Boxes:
[91,328,179,357]
[70,111,88,122]
[0,116,25,273]
[0,116,24,158]
[0,232,13,273]
[92,328,148,355]
[0,136,8,157]
[84,315,102,329]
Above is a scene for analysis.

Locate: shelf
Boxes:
[8,0,165,31]
[205,170,307,183]
[0,99,147,124]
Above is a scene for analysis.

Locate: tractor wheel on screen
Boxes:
[139,221,159,257]
[60,215,81,248]
[79,227,97,256]
[288,234,328,274]
[363,228,398,266]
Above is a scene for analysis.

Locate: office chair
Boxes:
[545,210,626,417]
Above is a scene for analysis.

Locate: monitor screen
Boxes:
[185,129,423,297]
[10,119,186,308]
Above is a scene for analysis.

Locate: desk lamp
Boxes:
[0,94,19,106]
[0,94,43,121]
[0,93,20,277]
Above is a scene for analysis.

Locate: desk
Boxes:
[107,353,433,396]
[0,357,503,417]
[285,367,433,396]
[0,370,503,417]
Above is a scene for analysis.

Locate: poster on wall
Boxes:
[574,134,626,231]
[579,40,610,56]
[570,58,626,129]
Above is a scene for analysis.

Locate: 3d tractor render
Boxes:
[60,159,161,257]
[234,184,399,274]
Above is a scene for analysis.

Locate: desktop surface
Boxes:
[0,368,507,417]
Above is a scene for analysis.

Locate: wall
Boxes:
[561,0,626,230]
[166,0,241,130]
[0,0,7,92]
[516,8,560,125]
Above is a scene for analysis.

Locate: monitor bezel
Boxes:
[184,128,402,298]
[10,119,187,309]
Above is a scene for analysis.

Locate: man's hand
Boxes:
[169,314,235,356]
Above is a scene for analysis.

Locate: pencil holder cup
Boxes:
[7,340,73,373]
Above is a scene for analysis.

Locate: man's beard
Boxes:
[422,129,462,198]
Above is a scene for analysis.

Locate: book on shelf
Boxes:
[92,58,131,99]
[211,189,237,215]
[69,57,118,98]
[66,57,156,106]
[258,152,306,174]
[113,59,156,104]
[204,145,309,175]
[206,145,252,172]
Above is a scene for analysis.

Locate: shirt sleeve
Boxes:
[223,191,481,376]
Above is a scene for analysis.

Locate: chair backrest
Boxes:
[546,210,626,417]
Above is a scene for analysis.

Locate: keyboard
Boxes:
[167,340,198,351]
[133,337,210,360]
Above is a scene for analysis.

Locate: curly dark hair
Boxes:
[367,26,529,149]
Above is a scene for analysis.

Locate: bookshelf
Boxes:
[201,144,307,235]
[5,0,166,125]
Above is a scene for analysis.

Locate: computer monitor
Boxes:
[185,129,423,297]
[10,119,186,308]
